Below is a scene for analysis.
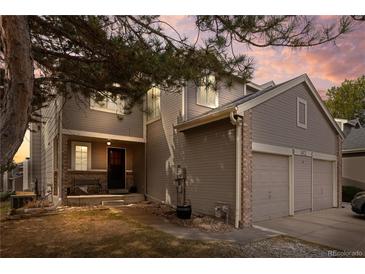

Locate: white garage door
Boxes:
[252,152,289,222]
[313,159,334,210]
[294,155,312,213]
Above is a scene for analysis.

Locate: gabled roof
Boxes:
[176,74,344,139]
[247,80,275,91]
[343,127,365,153]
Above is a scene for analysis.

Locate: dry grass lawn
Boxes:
[0,206,242,258]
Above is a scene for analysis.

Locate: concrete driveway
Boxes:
[254,206,365,252]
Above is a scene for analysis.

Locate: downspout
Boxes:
[243,83,247,96]
[230,107,243,229]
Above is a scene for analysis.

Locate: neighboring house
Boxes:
[341,120,365,190]
[2,162,27,192]
[29,73,343,227]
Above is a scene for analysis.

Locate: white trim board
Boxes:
[253,142,337,161]
[71,141,92,171]
[62,128,145,143]
[296,97,308,129]
[252,142,292,156]
[237,74,344,138]
[312,152,337,161]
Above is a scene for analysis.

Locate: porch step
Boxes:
[102,200,126,207]
[66,193,145,206]
[108,189,129,195]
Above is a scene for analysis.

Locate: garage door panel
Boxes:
[313,159,333,210]
[294,155,312,212]
[253,152,289,222]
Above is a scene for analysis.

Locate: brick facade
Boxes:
[240,110,253,227]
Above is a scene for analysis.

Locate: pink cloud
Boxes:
[160,16,365,95]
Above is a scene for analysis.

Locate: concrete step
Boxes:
[102,200,126,207]
[66,193,145,206]
[108,189,129,194]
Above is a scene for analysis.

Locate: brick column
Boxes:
[240,110,253,227]
[337,135,343,207]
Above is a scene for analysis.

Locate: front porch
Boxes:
[61,133,145,199]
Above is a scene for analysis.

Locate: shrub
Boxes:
[24,199,51,209]
[0,191,14,201]
[342,186,364,202]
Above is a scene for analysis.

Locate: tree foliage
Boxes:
[25,16,355,117]
[325,75,365,125]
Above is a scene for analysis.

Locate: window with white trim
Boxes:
[147,87,161,121]
[297,97,307,129]
[71,142,91,170]
[90,94,125,114]
[197,75,218,108]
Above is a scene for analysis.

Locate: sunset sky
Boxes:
[13,15,365,163]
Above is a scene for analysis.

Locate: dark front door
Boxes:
[107,148,126,189]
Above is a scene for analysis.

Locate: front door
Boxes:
[107,148,126,189]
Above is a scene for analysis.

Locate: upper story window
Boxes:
[71,142,91,171]
[147,87,161,122]
[197,75,218,108]
[90,93,125,114]
[297,97,307,129]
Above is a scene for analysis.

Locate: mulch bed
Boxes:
[129,201,233,233]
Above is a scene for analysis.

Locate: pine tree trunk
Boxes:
[0,16,34,168]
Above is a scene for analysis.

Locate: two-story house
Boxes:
[30,73,344,227]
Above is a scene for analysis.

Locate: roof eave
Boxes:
[175,107,236,132]
[342,148,365,154]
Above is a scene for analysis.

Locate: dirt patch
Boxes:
[130,201,233,232]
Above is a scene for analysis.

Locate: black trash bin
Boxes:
[176,205,192,219]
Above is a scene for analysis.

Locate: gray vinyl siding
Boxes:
[294,155,312,212]
[62,94,143,138]
[40,97,61,196]
[146,89,237,219]
[252,82,337,155]
[180,119,236,218]
[186,80,245,120]
[30,122,42,185]
[146,120,172,201]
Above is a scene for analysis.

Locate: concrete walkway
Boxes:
[121,207,276,245]
[255,206,365,252]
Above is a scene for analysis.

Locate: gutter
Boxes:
[342,148,365,153]
[230,107,243,229]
